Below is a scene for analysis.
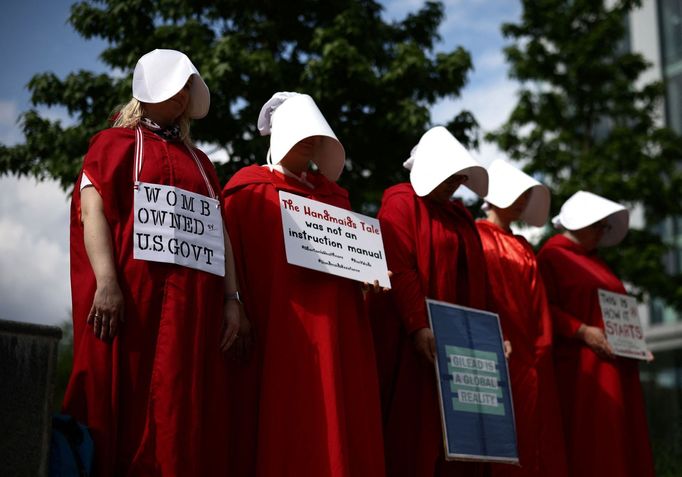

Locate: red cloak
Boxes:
[368,183,491,477]
[537,234,654,477]
[64,127,231,476]
[476,220,568,477]
[221,165,385,477]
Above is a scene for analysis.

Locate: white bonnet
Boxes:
[132,49,210,119]
[552,190,629,247]
[408,126,488,197]
[257,92,345,182]
[484,159,550,227]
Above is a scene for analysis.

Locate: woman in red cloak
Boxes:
[369,126,500,476]
[476,160,567,477]
[537,190,655,477]
[221,92,385,477]
[64,49,241,476]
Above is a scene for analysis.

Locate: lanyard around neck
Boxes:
[133,126,217,200]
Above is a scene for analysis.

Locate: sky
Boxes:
[0,0,521,326]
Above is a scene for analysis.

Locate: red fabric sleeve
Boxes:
[538,249,583,337]
[515,235,555,349]
[379,193,428,334]
[531,267,555,350]
[81,129,134,195]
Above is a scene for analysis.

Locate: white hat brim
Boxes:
[553,190,629,246]
[519,186,551,227]
[269,94,345,181]
[132,49,210,119]
[410,126,488,197]
[485,159,550,226]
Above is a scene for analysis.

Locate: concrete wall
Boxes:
[0,319,61,477]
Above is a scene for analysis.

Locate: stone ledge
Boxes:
[0,318,63,340]
[644,321,682,352]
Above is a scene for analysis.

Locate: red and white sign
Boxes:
[279,191,391,288]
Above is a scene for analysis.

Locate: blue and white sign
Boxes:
[427,299,518,463]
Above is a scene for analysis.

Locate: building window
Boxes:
[660,0,682,133]
[649,0,682,326]
[660,0,682,69]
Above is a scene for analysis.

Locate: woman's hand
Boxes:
[231,314,254,363]
[413,327,436,364]
[361,271,393,295]
[503,340,512,360]
[576,324,615,359]
[81,186,125,341]
[88,278,125,340]
[220,300,241,352]
[220,225,243,353]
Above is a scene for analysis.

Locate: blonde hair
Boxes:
[112,98,193,146]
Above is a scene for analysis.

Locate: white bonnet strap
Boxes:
[133,126,216,200]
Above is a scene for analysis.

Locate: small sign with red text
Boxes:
[598,289,648,360]
[279,191,391,288]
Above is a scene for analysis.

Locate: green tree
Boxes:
[489,0,682,309]
[0,0,478,212]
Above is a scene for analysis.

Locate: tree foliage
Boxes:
[0,0,478,212]
[489,0,682,310]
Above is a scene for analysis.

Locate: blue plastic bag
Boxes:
[49,414,94,477]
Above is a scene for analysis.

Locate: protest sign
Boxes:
[598,289,648,360]
[427,299,518,463]
[279,191,391,288]
[133,182,225,276]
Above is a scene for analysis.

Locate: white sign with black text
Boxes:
[598,289,648,360]
[133,182,225,276]
[279,190,391,288]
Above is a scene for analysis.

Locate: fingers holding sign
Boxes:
[361,270,393,295]
[577,324,615,359]
[413,327,436,365]
[503,340,512,360]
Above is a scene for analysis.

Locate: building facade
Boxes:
[629,0,682,472]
